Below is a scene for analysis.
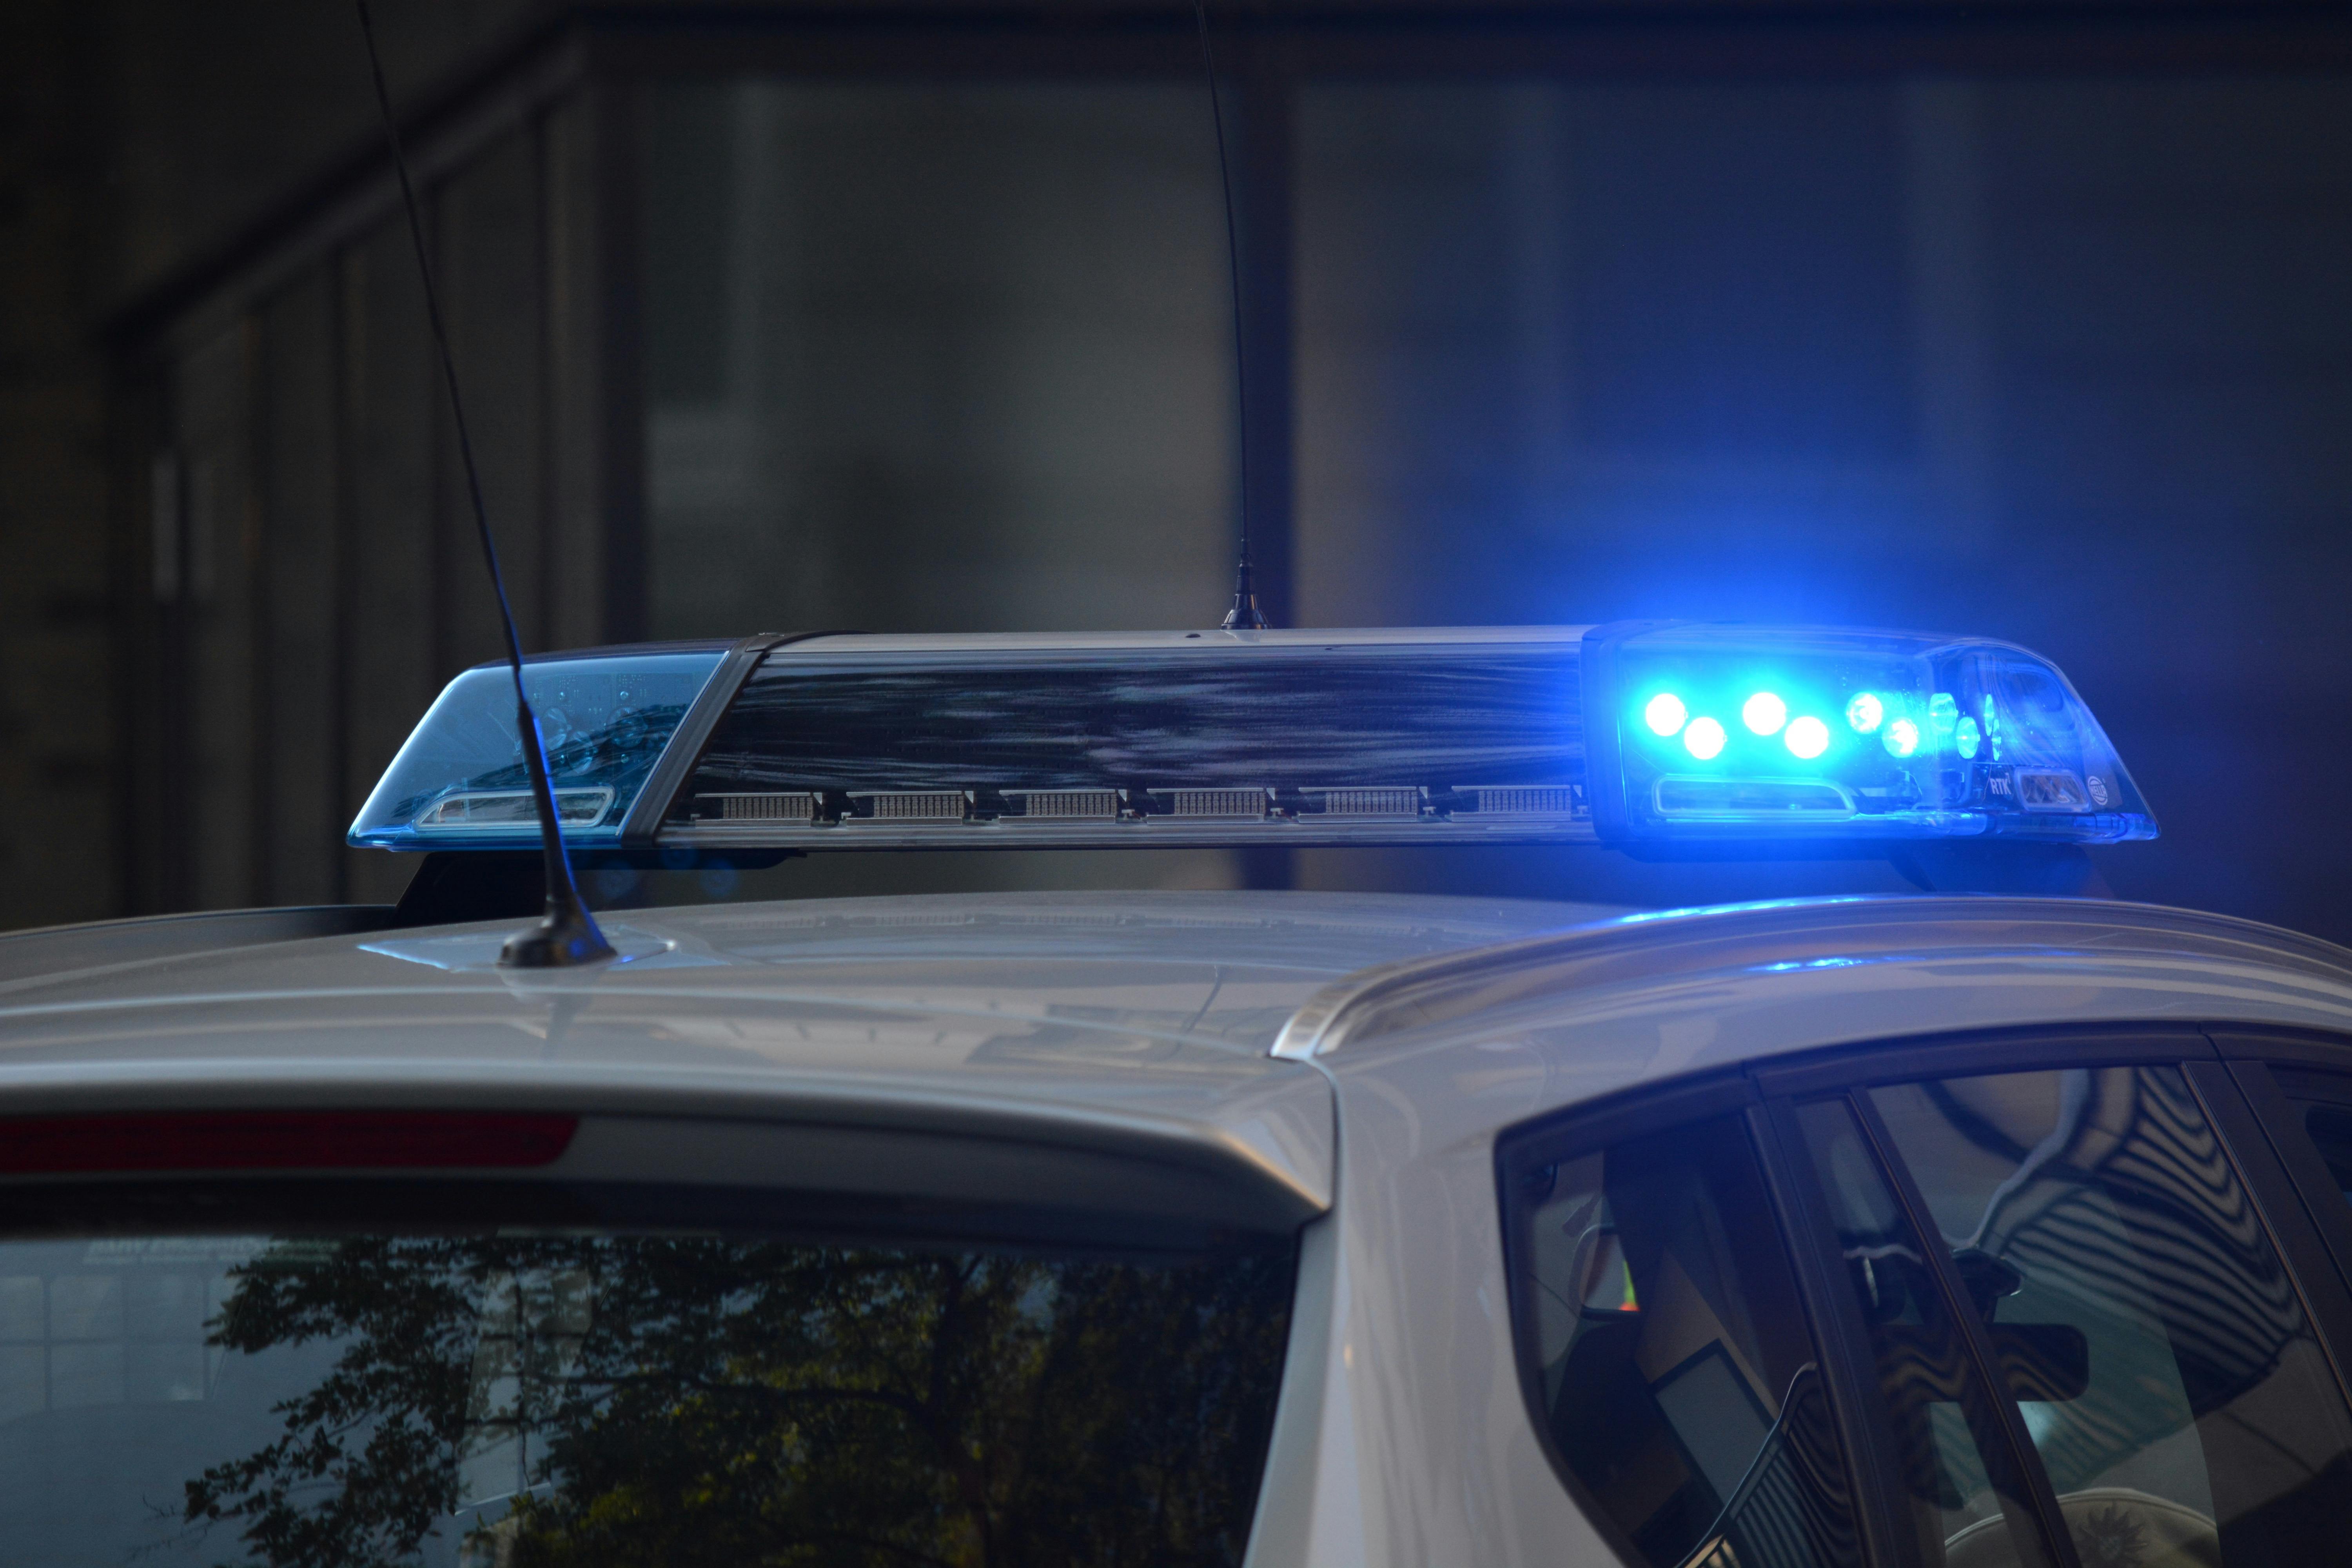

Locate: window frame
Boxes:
[2207,1027,2352,1379]
[1496,1070,1924,1568]
[1497,1021,2352,1568]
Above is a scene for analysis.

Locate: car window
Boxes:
[0,1225,1290,1568]
[1867,1065,2352,1566]
[2267,1073,2352,1207]
[1512,1110,1860,1568]
[1789,1099,2057,1568]
[2299,1102,2352,1201]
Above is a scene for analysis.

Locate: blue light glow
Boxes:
[1596,623,2153,845]
[1929,692,1959,750]
[1644,692,1688,737]
[348,648,730,851]
[1742,691,1788,735]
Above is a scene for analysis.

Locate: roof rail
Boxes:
[1267,896,2352,1060]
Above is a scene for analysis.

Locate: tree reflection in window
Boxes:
[179,1235,1291,1568]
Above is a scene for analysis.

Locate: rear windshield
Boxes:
[0,1218,1291,1567]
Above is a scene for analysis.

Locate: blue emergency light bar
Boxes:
[347,625,2155,854]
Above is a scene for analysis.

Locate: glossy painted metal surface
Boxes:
[1259,895,2352,1568]
[1274,894,2352,1065]
[0,906,399,986]
[0,891,1606,1220]
[15,888,2352,1568]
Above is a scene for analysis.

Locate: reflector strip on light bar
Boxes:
[348,625,2154,854]
[0,1112,579,1173]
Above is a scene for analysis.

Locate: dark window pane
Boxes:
[636,83,1233,639]
[642,85,738,405]
[1871,1066,2352,1565]
[0,1230,1289,1568]
[2299,1102,2352,1202]
[1791,1098,2056,1568]
[1511,1112,1859,1568]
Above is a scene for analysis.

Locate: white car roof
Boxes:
[0,891,1612,1223]
[2,888,2347,1223]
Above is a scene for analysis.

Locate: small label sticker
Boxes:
[2017,769,2090,813]
[2086,775,2110,807]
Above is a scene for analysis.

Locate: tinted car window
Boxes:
[1790,1099,2056,1568]
[2295,1101,2352,1202]
[1511,1111,1859,1568]
[1868,1065,2352,1565]
[0,1226,1290,1568]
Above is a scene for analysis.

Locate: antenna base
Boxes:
[500,904,618,968]
[1220,554,1270,631]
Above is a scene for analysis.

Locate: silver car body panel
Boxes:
[5,887,2352,1566]
[0,891,1610,1227]
[1256,895,2352,1568]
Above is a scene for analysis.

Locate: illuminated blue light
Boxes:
[1593,623,2154,845]
[1742,692,1788,736]
[1929,692,1959,750]
[1644,692,1688,737]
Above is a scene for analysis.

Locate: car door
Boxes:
[1501,1027,2352,1568]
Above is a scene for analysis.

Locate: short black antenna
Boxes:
[1194,0,1268,631]
[356,0,614,967]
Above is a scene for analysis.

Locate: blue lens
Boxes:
[1956,715,1982,760]
[1784,716,1830,760]
[1884,717,1920,759]
[1845,691,1883,734]
[1644,692,1688,737]
[1683,717,1727,760]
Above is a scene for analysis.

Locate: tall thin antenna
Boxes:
[356,0,614,967]
[1195,0,1268,631]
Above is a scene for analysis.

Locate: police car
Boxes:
[2,622,2348,1568]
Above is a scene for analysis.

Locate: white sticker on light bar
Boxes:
[1580,623,2154,843]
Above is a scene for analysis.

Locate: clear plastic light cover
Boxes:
[671,638,1590,847]
[348,649,728,850]
[1583,624,2155,844]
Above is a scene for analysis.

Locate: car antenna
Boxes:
[1194,0,1269,631]
[356,0,615,967]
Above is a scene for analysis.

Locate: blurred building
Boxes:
[4,2,2350,933]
